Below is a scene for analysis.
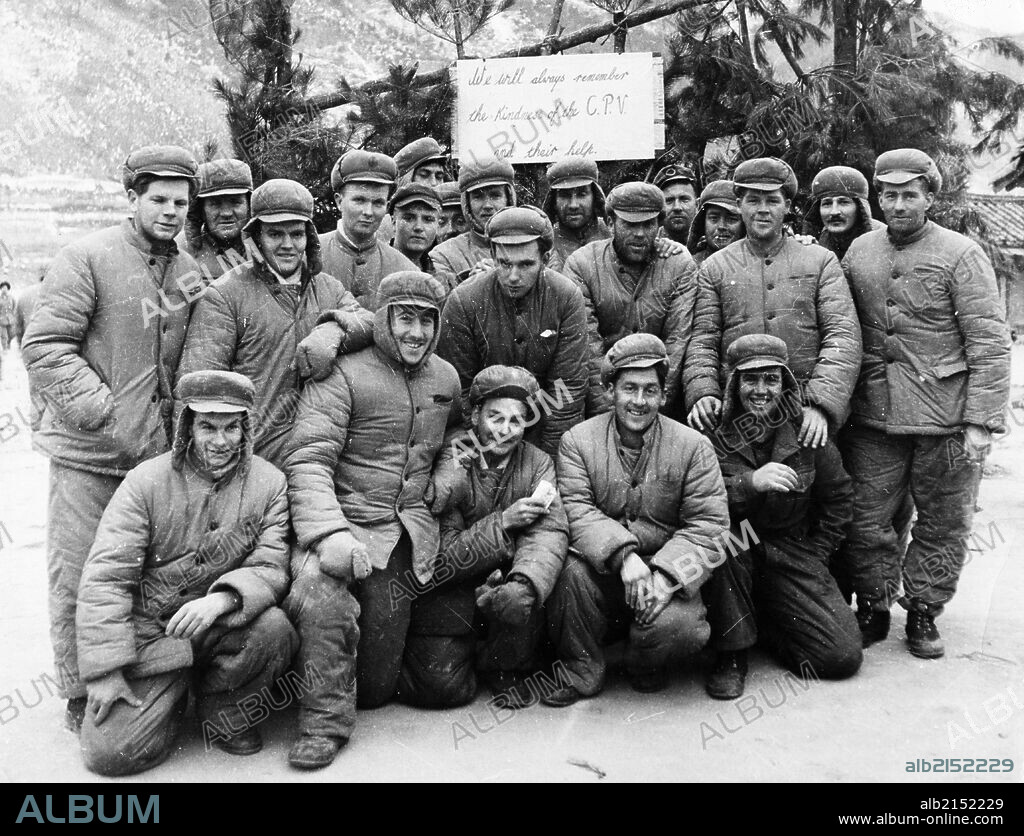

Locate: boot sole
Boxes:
[906,641,945,659]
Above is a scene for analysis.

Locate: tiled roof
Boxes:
[966,193,1024,247]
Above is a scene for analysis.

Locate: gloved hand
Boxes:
[475,569,504,612]
[317,531,372,583]
[489,575,538,627]
[295,320,344,380]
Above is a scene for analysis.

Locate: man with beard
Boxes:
[654,164,699,245]
[802,165,884,261]
[562,182,698,416]
[180,159,253,280]
[543,334,728,705]
[431,156,517,291]
[76,371,296,775]
[541,157,609,272]
[701,335,862,699]
[178,179,373,470]
[686,180,744,266]
[685,157,861,453]
[840,149,1009,657]
[389,183,442,273]
[432,365,568,707]
[320,150,416,311]
[438,206,589,457]
[23,145,199,732]
[283,272,462,770]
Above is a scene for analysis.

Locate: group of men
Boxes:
[18,133,1009,776]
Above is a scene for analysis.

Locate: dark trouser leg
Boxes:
[753,547,862,680]
[625,595,710,674]
[545,554,617,696]
[47,462,122,699]
[194,607,298,736]
[702,530,758,652]
[841,425,913,611]
[283,549,360,740]
[902,432,984,616]
[80,671,189,777]
[354,533,415,709]
[477,605,544,674]
[396,582,477,708]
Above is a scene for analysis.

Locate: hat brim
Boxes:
[249,211,310,225]
[656,176,696,189]
[613,209,661,223]
[617,356,666,371]
[734,181,786,192]
[875,170,927,184]
[490,233,542,245]
[188,401,249,414]
[734,357,785,372]
[393,197,442,212]
[343,175,397,186]
[414,155,448,170]
[199,187,251,198]
[551,176,596,189]
[467,179,511,192]
[703,199,740,213]
[472,384,535,405]
[388,297,439,311]
[134,167,196,180]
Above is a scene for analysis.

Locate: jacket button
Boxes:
[151,394,158,403]
[764,259,772,266]
[766,313,775,320]
[415,407,422,414]
[409,440,415,447]
[515,337,523,344]
[149,258,157,266]
[886,299,895,307]
[886,357,894,364]
[886,328,894,336]
[631,480,638,488]
[629,513,638,521]
[766,284,774,290]
[209,521,219,531]
[179,589,189,597]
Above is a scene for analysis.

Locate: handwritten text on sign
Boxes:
[455,53,656,164]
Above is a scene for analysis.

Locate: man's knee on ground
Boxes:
[397,634,477,708]
[792,636,862,680]
[81,720,170,777]
[633,596,710,656]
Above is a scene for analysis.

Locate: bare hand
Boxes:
[798,404,829,448]
[751,462,800,493]
[86,669,141,726]
[620,552,653,613]
[793,234,816,246]
[501,497,549,531]
[166,591,237,639]
[964,424,992,462]
[654,238,686,258]
[637,570,675,625]
[687,396,722,432]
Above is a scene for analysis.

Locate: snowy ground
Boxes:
[0,347,1021,784]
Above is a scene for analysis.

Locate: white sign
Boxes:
[453,53,658,164]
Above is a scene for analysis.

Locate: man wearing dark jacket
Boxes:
[23,145,199,731]
[840,149,1010,658]
[77,371,296,775]
[544,334,728,705]
[177,179,373,470]
[432,365,568,707]
[438,206,589,457]
[179,159,253,280]
[283,272,462,770]
[702,335,862,700]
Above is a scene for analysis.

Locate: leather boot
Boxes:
[705,650,747,700]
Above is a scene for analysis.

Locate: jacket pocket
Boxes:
[931,359,968,379]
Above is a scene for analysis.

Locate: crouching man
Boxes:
[77,371,298,776]
[434,365,568,707]
[702,335,862,700]
[544,334,729,705]
[283,271,462,770]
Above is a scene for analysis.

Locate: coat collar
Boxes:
[122,217,179,257]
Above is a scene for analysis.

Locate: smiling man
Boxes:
[839,149,1010,658]
[686,180,744,266]
[283,271,463,770]
[701,335,862,700]
[178,179,373,469]
[23,145,200,732]
[319,150,416,311]
[75,371,296,775]
[179,159,253,279]
[543,334,728,706]
[685,157,861,453]
[437,206,589,456]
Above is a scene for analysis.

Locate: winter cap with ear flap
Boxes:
[437,181,462,208]
[653,164,697,191]
[606,182,666,223]
[469,365,540,407]
[458,156,516,194]
[378,270,446,311]
[727,333,789,373]
[687,180,742,252]
[873,148,942,193]
[542,157,606,222]
[196,159,253,198]
[810,166,869,201]
[122,145,198,193]
[601,332,668,386]
[330,150,399,192]
[733,157,799,199]
[486,205,554,250]
[394,137,448,178]
[175,370,255,414]
[389,183,442,214]
[243,179,314,229]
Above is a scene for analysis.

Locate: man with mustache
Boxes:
[541,157,609,272]
[76,371,297,775]
[701,334,862,700]
[686,180,744,266]
[840,149,1009,658]
[431,156,517,292]
[654,164,699,246]
[802,165,885,261]
[543,334,728,706]
[23,145,199,732]
[437,206,589,457]
[283,272,462,770]
[562,182,698,417]
[685,157,861,455]
[180,159,253,280]
[178,179,374,470]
